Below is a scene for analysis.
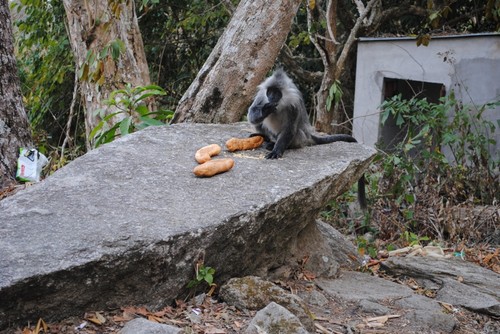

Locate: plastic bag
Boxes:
[16,148,48,183]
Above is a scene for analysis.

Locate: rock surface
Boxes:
[381,255,500,317]
[316,271,457,333]
[0,123,375,330]
[119,318,183,334]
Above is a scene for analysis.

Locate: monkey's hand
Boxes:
[265,149,282,159]
[262,102,278,115]
[248,103,277,124]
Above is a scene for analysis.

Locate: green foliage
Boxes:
[416,0,500,45]
[356,236,378,259]
[12,0,78,148]
[379,93,499,205]
[402,231,430,247]
[90,84,173,147]
[138,1,234,108]
[326,80,343,112]
[187,264,216,290]
[79,39,126,85]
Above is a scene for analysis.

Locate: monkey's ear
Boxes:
[266,87,282,104]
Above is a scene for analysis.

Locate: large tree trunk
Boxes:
[0,0,33,188]
[63,0,151,148]
[172,0,302,124]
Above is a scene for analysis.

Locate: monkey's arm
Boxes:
[248,102,278,125]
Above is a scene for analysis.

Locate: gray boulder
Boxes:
[0,123,374,330]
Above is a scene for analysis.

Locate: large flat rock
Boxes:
[0,123,375,329]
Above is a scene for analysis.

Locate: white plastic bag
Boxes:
[16,148,48,183]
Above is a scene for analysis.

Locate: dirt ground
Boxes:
[6,271,499,334]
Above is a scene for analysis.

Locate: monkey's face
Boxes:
[266,86,282,105]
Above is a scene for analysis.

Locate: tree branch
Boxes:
[279,46,323,84]
[335,0,380,78]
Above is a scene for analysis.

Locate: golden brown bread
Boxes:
[225,136,264,152]
[193,158,235,177]
[195,144,222,164]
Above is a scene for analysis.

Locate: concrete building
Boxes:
[353,33,500,158]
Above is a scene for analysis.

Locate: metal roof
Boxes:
[358,32,500,43]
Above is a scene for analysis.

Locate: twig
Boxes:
[60,69,79,162]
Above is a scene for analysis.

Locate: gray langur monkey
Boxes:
[247,68,366,209]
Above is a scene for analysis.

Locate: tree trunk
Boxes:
[0,0,33,188]
[315,0,338,133]
[62,0,151,148]
[313,0,380,134]
[172,0,302,124]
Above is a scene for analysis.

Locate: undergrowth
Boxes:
[322,93,500,254]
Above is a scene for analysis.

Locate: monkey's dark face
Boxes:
[266,87,282,105]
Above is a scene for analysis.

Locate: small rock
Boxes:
[395,295,457,333]
[119,318,183,334]
[244,302,309,334]
[358,300,390,315]
[219,276,314,331]
[298,289,329,307]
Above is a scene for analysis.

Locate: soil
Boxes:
[6,271,498,334]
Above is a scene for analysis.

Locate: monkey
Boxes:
[247,68,366,209]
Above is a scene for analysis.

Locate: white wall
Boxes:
[353,34,500,156]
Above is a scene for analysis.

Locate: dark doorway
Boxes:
[379,78,445,151]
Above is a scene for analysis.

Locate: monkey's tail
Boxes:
[313,133,367,210]
[312,134,358,144]
[358,175,367,210]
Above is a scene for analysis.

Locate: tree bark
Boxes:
[62,0,151,148]
[0,0,33,188]
[172,0,302,124]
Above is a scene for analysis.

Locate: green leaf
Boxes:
[405,193,415,204]
[204,273,213,285]
[326,95,332,111]
[102,111,123,122]
[380,109,391,125]
[89,121,105,140]
[139,116,165,126]
[136,105,149,116]
[134,91,166,103]
[396,113,405,127]
[119,117,132,136]
[99,45,110,59]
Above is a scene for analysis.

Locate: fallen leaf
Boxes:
[314,322,331,333]
[438,301,455,313]
[86,312,106,325]
[366,314,401,324]
[134,306,150,316]
[147,314,166,323]
[204,325,227,334]
[366,322,385,328]
[483,249,499,265]
[302,270,316,281]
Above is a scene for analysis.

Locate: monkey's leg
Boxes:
[266,130,294,159]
